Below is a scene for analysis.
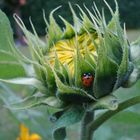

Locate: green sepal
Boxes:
[69,3,82,32]
[63,64,74,86]
[74,44,82,87]
[52,69,94,103]
[113,44,131,90]
[84,47,96,70]
[104,33,123,65]
[59,63,70,84]
[94,38,118,98]
[44,62,56,95]
[82,39,96,72]
[53,105,84,140]
[47,6,63,48]
[53,53,69,84]
[87,95,118,111]
[77,4,95,34]
[14,14,47,82]
[42,96,66,108]
[107,2,119,33]
[80,59,95,75]
[59,16,75,39]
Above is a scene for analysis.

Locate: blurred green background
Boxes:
[0,0,140,140]
[1,0,140,36]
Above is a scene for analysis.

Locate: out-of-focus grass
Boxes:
[0,30,140,140]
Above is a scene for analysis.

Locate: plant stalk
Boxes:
[80,111,94,140]
[87,96,140,138]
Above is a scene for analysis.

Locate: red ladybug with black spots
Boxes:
[82,73,94,87]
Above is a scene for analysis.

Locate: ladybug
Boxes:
[82,73,94,87]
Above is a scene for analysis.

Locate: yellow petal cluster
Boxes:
[16,124,41,140]
[48,33,98,74]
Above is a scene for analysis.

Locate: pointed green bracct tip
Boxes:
[69,2,82,32]
[47,6,63,47]
[59,16,75,39]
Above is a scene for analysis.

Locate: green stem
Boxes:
[80,111,94,140]
[87,96,140,138]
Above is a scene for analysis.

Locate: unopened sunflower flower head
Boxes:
[2,0,140,111]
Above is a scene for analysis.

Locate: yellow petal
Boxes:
[18,124,30,140]
[29,134,41,140]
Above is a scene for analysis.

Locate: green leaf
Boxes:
[53,105,84,140]
[53,128,66,140]
[0,10,25,78]
[0,77,47,94]
[2,92,65,110]
[0,10,14,51]
[0,61,26,79]
[5,95,47,110]
[0,83,53,139]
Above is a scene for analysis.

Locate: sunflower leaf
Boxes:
[0,10,25,78]
[53,105,84,140]
[0,77,47,94]
[5,95,47,110]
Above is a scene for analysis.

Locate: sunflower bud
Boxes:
[41,1,138,102]
[1,1,140,110]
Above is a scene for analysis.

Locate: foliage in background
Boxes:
[1,0,140,36]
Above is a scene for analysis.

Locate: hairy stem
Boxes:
[80,111,94,140]
[87,96,140,138]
